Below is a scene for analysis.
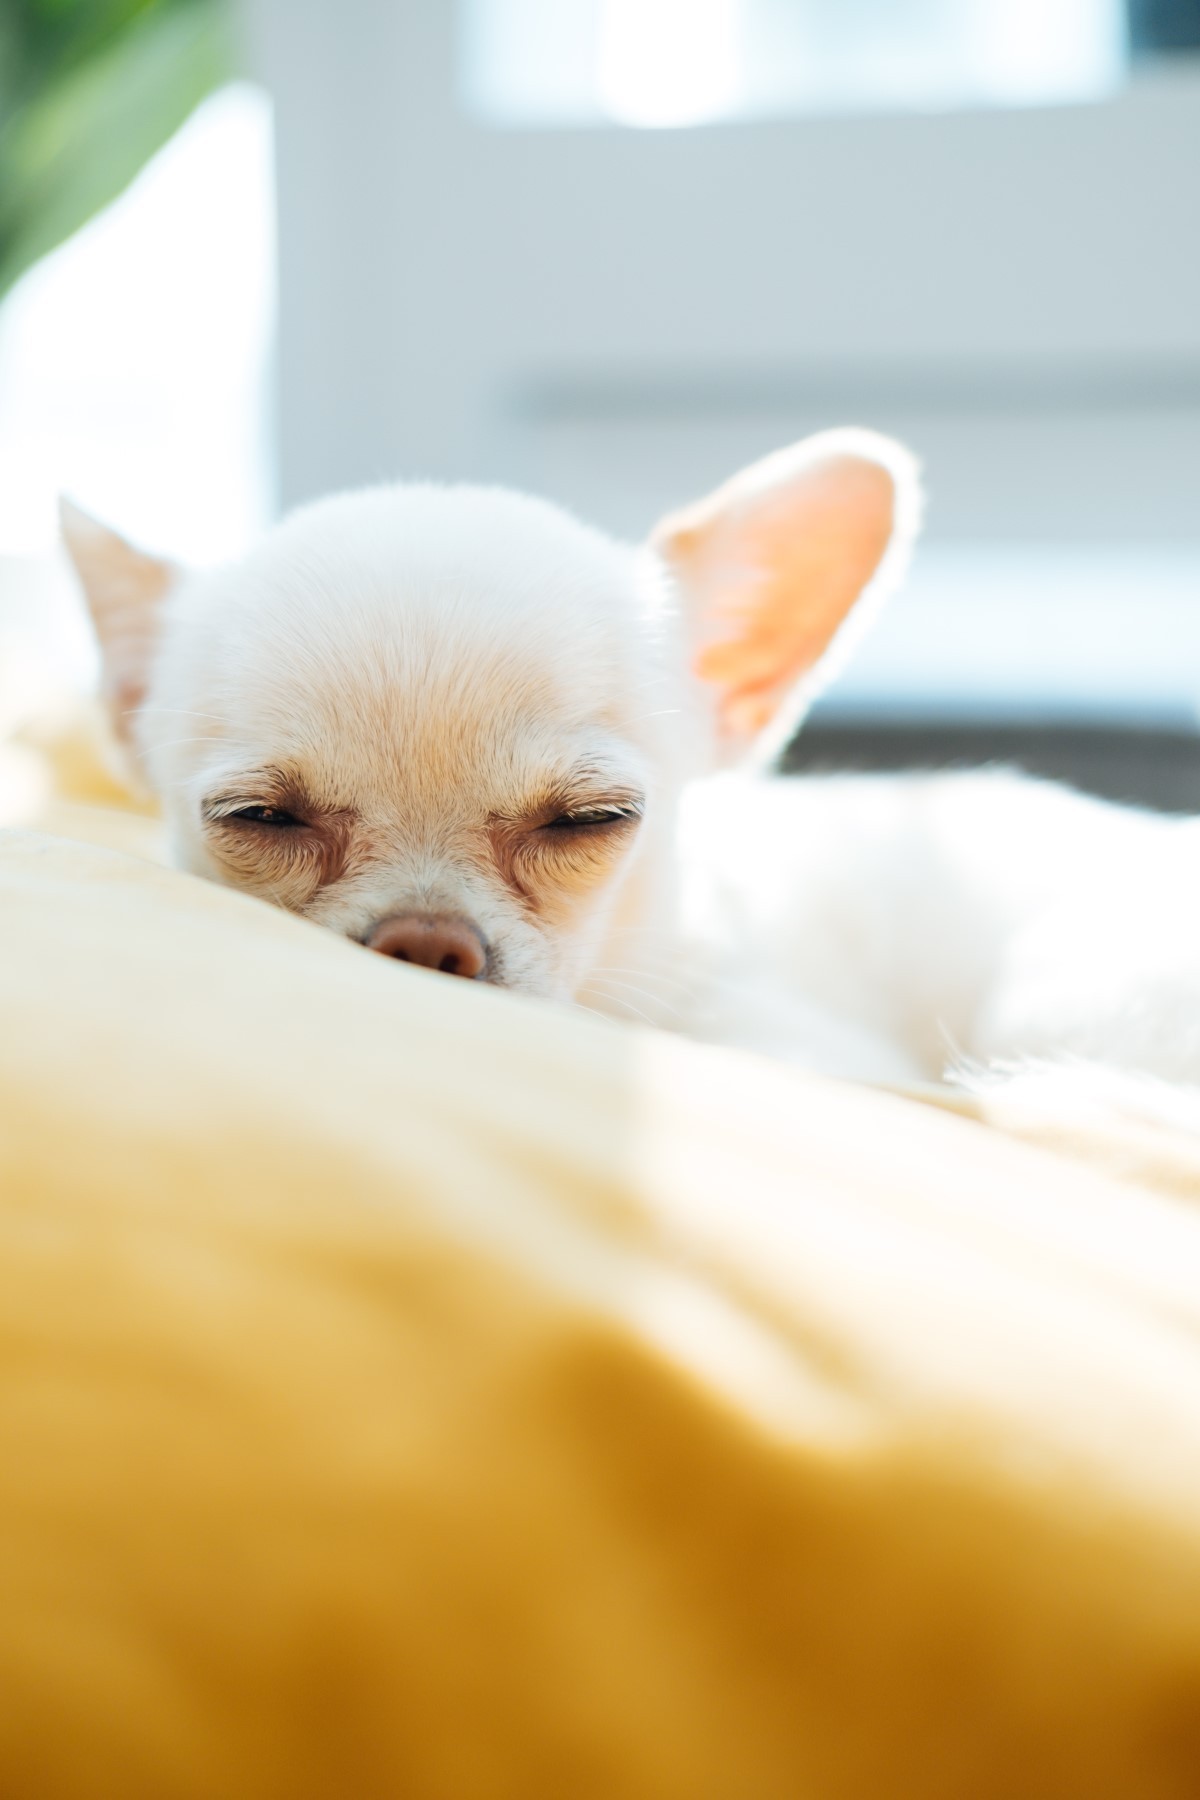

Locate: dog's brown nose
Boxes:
[366,915,487,978]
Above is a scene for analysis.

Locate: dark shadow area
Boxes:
[1128,0,1200,54]
[784,720,1200,815]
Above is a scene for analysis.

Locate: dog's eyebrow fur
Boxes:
[495,754,648,826]
[201,767,325,821]
[503,785,646,828]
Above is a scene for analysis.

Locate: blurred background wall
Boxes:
[2,0,1199,758]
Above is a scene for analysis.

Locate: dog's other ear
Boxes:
[651,430,921,763]
[60,499,177,745]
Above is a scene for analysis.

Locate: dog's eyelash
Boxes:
[225,804,304,828]
[544,804,642,831]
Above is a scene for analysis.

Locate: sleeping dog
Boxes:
[62,434,1200,1086]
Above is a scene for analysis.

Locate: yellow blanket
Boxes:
[3,715,1200,1798]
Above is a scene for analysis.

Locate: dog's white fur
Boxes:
[61,432,1200,1091]
[679,769,1200,1083]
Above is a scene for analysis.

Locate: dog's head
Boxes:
[63,431,919,999]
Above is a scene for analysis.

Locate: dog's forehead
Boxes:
[243,651,643,818]
[222,484,649,681]
[168,483,663,812]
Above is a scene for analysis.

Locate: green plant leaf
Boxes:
[0,0,234,300]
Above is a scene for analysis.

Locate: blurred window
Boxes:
[461,0,1130,128]
[0,84,274,565]
[260,0,1200,725]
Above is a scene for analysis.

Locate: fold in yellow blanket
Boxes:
[3,827,1200,1799]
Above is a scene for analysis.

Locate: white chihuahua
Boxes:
[62,433,1200,1087]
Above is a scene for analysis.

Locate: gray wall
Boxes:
[248,2,1200,549]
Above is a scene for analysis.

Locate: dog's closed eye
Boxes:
[201,783,352,902]
[485,792,644,913]
[541,802,642,833]
[226,804,304,828]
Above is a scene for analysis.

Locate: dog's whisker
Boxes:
[579,990,662,1027]
[572,1000,624,1026]
[588,970,692,1003]
[587,959,695,988]
[584,978,684,1023]
[592,960,692,981]
[133,706,228,723]
[143,735,224,750]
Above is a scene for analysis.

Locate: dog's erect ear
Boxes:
[651,430,921,761]
[60,499,177,744]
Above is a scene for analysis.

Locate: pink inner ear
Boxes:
[60,505,175,746]
[97,578,173,747]
[673,454,898,740]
